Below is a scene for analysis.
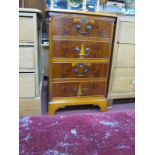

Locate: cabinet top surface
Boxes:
[46,9,119,18]
[19,8,42,14]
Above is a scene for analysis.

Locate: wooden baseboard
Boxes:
[48,96,107,115]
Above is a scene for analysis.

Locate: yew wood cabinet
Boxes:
[47,10,117,115]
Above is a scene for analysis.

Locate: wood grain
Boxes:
[48,11,116,114]
[48,96,107,115]
[51,14,114,38]
[52,40,111,58]
[50,82,106,98]
[52,63,108,79]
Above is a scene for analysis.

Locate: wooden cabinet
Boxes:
[52,40,111,59]
[51,82,106,98]
[19,9,42,115]
[108,16,135,99]
[47,10,116,115]
[51,62,109,79]
[51,15,114,38]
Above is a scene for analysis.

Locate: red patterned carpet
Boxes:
[19,111,135,155]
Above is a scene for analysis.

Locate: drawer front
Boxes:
[19,73,36,98]
[19,17,34,42]
[116,44,135,67]
[52,63,108,79]
[19,46,34,70]
[111,68,135,93]
[51,82,106,97]
[52,40,111,58]
[51,15,115,38]
[118,22,135,44]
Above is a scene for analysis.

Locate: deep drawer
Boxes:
[52,63,109,79]
[19,73,36,98]
[116,44,135,67]
[19,16,34,42]
[118,22,135,44]
[51,14,115,38]
[111,68,135,93]
[19,46,35,70]
[52,40,111,59]
[51,82,106,97]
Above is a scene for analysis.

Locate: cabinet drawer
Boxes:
[52,40,111,59]
[51,15,115,38]
[51,82,106,97]
[118,22,135,43]
[52,63,109,79]
[19,73,36,98]
[19,46,34,70]
[116,44,135,67]
[111,68,135,93]
[19,17,34,42]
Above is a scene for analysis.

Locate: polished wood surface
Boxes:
[51,82,106,98]
[48,96,107,115]
[46,9,118,18]
[52,63,108,79]
[48,11,116,114]
[51,14,115,38]
[52,39,111,58]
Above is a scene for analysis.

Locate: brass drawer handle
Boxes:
[74,47,80,54]
[85,48,90,55]
[73,85,87,96]
[75,24,92,35]
[74,46,90,56]
[73,64,90,77]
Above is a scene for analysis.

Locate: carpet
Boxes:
[19,111,135,155]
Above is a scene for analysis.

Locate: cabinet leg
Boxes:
[48,104,59,115]
[100,105,107,112]
[96,100,107,112]
[48,104,66,115]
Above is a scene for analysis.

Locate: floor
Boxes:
[41,78,135,115]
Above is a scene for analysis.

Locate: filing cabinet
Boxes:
[47,10,117,114]
[19,8,42,115]
[108,16,135,99]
